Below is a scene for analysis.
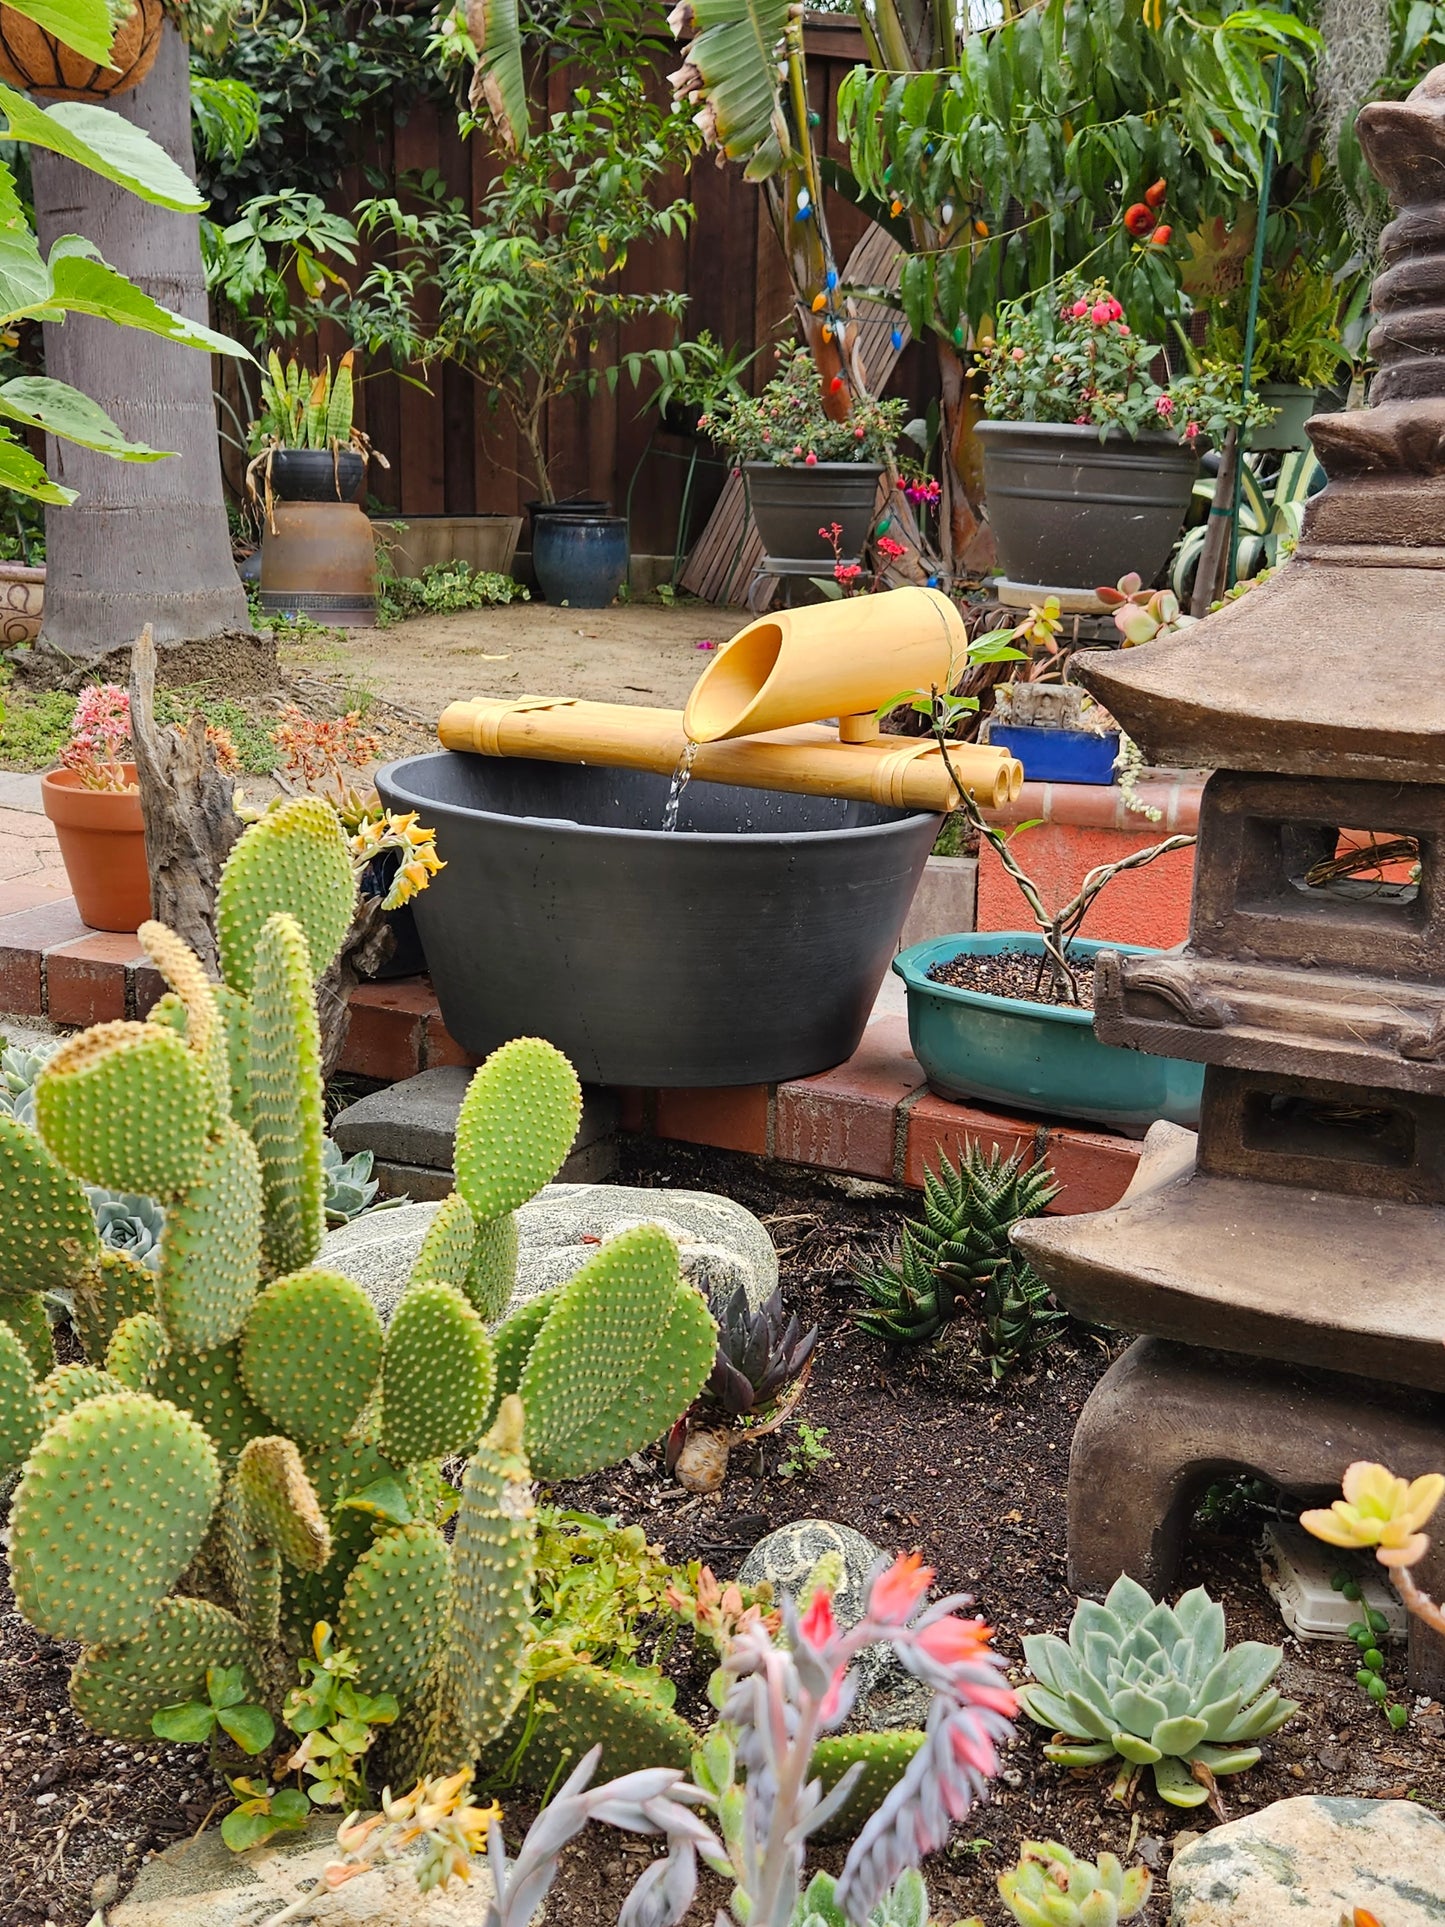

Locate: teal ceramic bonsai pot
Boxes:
[893,932,1204,1133]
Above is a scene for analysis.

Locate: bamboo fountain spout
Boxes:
[437,586,1023,813]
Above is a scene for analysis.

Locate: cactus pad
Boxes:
[249,914,327,1277]
[217,1473,282,1647]
[0,1114,101,1293]
[0,1290,54,1377]
[518,1226,716,1480]
[449,1398,534,1752]
[106,1313,167,1392]
[465,1211,519,1323]
[151,1338,265,1462]
[242,1268,383,1449]
[380,1283,494,1464]
[217,795,356,996]
[454,1038,581,1224]
[36,1022,217,1200]
[214,985,254,1133]
[39,1362,128,1425]
[0,1319,41,1480]
[74,1249,156,1368]
[236,1435,331,1572]
[337,1523,454,1703]
[158,1121,263,1352]
[9,1392,220,1645]
[70,1596,262,1741]
[504,1664,695,1790]
[138,921,229,1116]
[408,1193,476,1294]
[811,1732,926,1840]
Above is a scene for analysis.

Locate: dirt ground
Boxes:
[283,598,738,736]
[2,1142,1440,1927]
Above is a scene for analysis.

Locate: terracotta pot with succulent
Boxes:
[975,278,1275,596]
[40,684,151,931]
[248,351,390,627]
[704,345,908,569]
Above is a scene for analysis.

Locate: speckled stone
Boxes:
[322,1182,778,1324]
[1168,1796,1445,1927]
[107,1814,505,1924]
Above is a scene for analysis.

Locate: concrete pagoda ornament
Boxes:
[1014,68,1445,1689]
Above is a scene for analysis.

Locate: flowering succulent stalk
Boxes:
[697,1551,1016,1926]
[1302,1460,1445,1636]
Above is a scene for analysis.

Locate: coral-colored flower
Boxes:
[869,1551,934,1624]
[1302,1462,1445,1569]
[916,1612,993,1665]
[799,1584,836,1648]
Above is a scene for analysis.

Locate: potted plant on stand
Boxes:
[41,684,151,932]
[705,345,908,573]
[248,350,388,626]
[975,278,1274,598]
[1206,259,1353,452]
[344,25,699,610]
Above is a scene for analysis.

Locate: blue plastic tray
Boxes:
[990,724,1120,785]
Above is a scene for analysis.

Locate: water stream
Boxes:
[661,739,700,831]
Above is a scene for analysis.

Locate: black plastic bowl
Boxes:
[377,752,940,1087]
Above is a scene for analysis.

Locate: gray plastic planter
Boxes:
[377,752,939,1087]
[977,420,1197,591]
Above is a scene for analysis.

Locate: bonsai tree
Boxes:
[342,17,699,504]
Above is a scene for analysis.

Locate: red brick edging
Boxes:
[0,880,1142,1214]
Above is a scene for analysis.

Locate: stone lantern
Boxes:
[1014,70,1445,1688]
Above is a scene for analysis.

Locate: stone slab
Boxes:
[1168,1795,1445,1927]
[321,1181,779,1324]
[107,1815,501,1926]
[333,1069,619,1173]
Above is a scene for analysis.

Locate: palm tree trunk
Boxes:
[30,23,248,659]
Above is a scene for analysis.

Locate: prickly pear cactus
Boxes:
[0,805,716,1784]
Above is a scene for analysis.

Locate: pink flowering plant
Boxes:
[978,278,1274,447]
[57,684,136,794]
[704,346,909,468]
[467,1551,1016,1927]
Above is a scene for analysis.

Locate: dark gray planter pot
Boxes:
[976,421,1196,592]
[376,752,939,1088]
[743,462,882,565]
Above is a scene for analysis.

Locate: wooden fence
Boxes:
[300,16,936,557]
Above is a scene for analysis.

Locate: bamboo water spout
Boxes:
[437,586,1023,813]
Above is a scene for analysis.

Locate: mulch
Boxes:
[1,1139,1440,1926]
[928,947,1098,1011]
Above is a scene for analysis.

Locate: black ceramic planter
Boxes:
[743,462,882,565]
[531,513,629,607]
[266,447,366,503]
[376,752,940,1087]
[976,421,1196,591]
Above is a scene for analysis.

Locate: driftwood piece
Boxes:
[129,623,241,977]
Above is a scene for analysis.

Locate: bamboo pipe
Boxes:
[437,698,1023,812]
[684,585,963,742]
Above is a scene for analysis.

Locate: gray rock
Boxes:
[107,1815,502,1926]
[737,1520,914,1711]
[320,1183,778,1325]
[1168,1795,1445,1927]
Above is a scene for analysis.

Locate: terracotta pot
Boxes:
[0,0,164,99]
[0,561,43,647]
[41,765,151,933]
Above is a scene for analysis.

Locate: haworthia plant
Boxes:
[0,802,716,1781]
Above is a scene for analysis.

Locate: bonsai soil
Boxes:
[929,945,1098,1009]
[1,1142,1440,1926]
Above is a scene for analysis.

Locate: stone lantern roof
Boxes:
[1076,68,1445,784]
